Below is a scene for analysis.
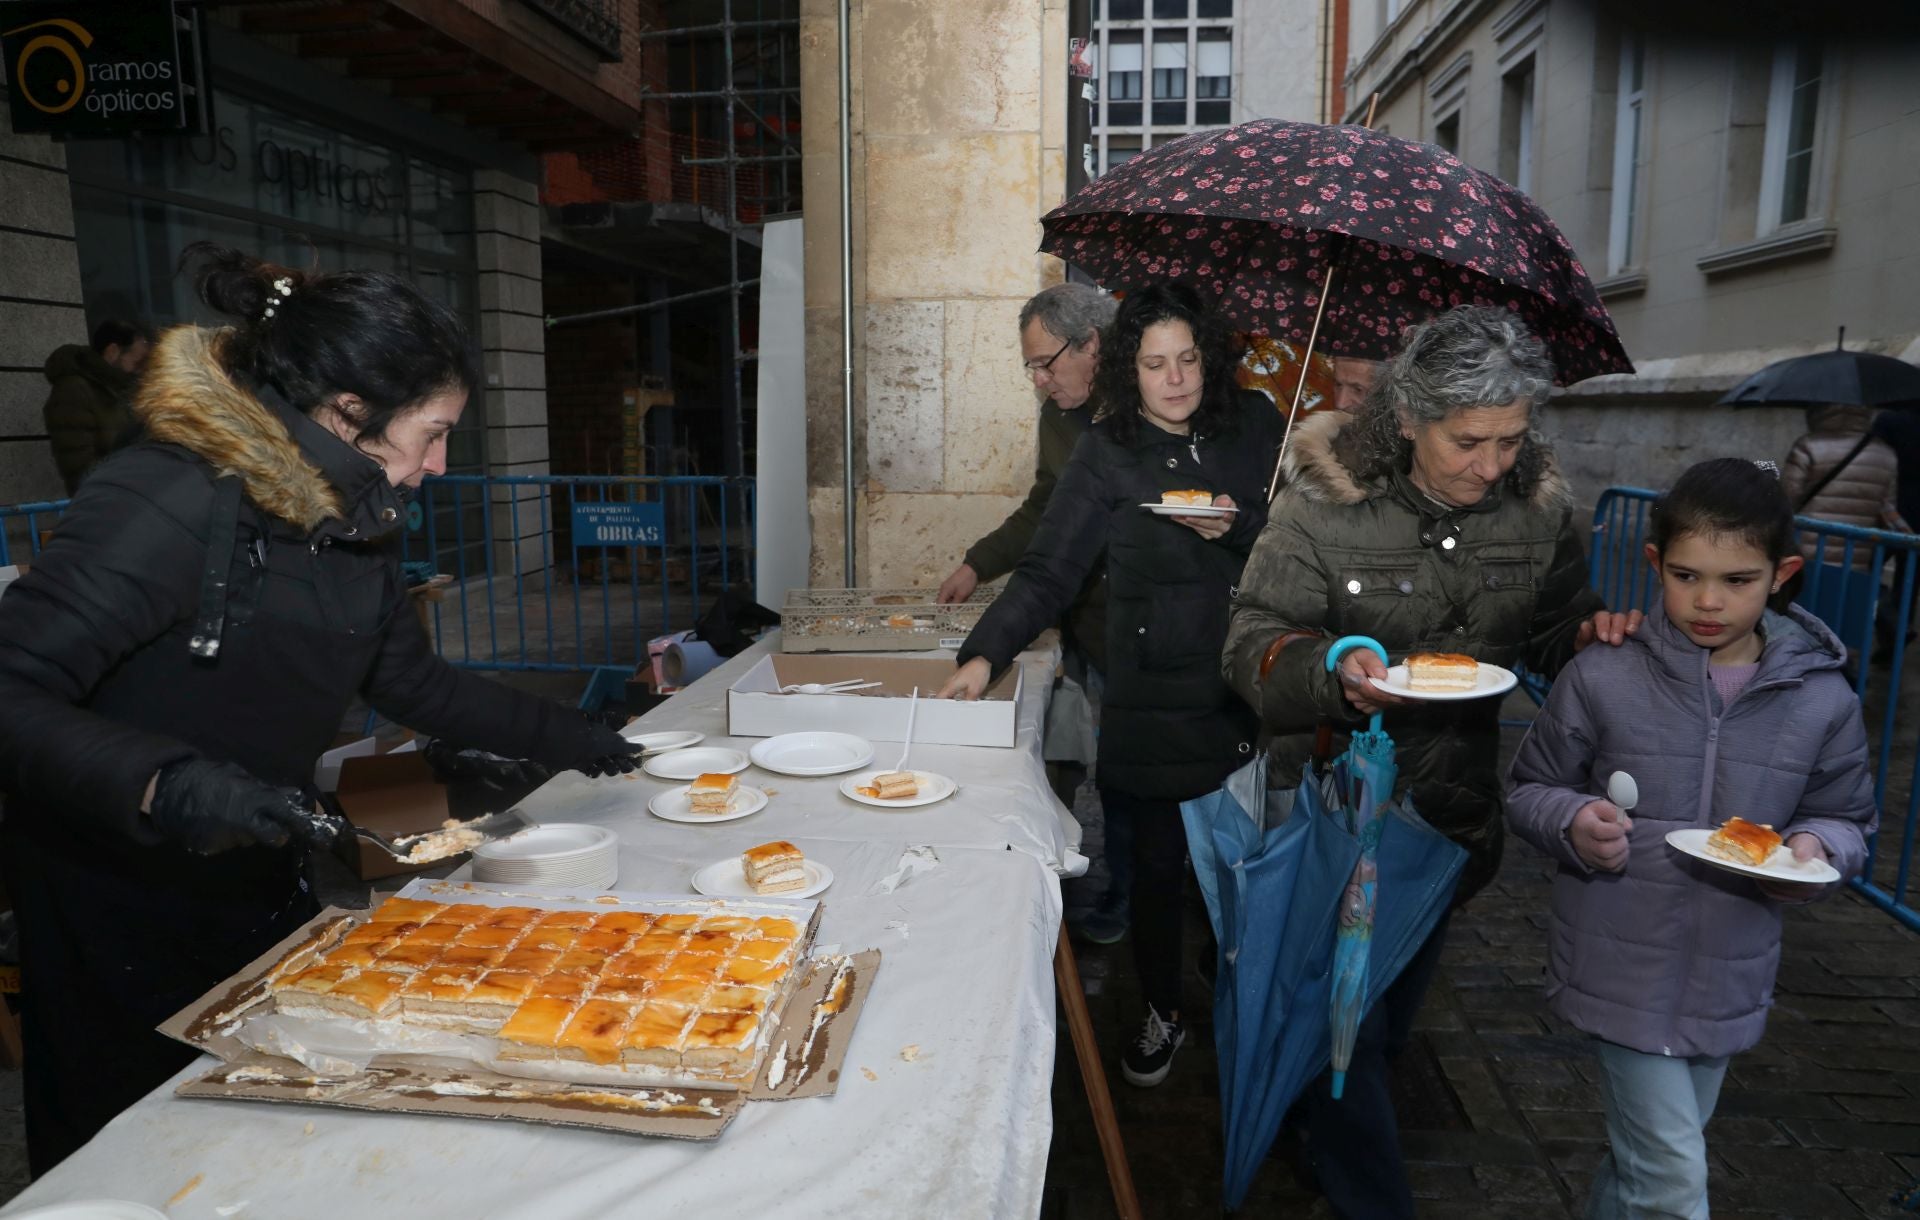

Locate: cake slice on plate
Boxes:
[688,772,739,815]
[743,841,807,894]
[872,771,919,800]
[1405,652,1478,692]
[1703,817,1782,867]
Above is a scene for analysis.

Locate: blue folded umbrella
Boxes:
[1183,718,1466,1208]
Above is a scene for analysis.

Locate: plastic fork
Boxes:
[891,687,919,773]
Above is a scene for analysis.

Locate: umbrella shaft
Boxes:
[1273,256,1341,500]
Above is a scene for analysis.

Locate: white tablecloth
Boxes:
[3,635,1072,1219]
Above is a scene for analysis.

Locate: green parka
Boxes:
[42,344,138,495]
[1222,410,1603,902]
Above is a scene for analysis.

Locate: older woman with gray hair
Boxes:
[1221,305,1637,1220]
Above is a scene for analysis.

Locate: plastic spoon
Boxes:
[780,680,882,694]
[892,687,918,773]
[1606,771,1639,824]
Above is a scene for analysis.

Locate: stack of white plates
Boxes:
[472,823,619,890]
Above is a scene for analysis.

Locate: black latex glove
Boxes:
[576,723,644,779]
[424,738,554,791]
[147,759,340,855]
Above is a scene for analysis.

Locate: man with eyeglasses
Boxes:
[937,281,1125,941]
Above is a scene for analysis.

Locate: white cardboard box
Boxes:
[726,654,1022,748]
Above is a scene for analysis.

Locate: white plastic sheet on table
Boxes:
[2,632,1073,1220]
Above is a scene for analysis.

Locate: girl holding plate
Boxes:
[1507,458,1875,1219]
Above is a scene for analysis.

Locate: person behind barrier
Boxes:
[1222,305,1637,1219]
[1779,403,1910,659]
[0,244,643,1173]
[941,282,1280,1090]
[42,318,154,495]
[1508,457,1875,1219]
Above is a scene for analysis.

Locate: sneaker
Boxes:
[1070,902,1129,946]
[1121,1005,1185,1087]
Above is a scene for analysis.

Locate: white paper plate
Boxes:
[691,856,834,899]
[7,1204,167,1220]
[1369,662,1519,701]
[649,783,769,824]
[1664,828,1842,885]
[475,860,618,890]
[838,769,958,809]
[622,728,704,753]
[1139,502,1237,517]
[472,823,616,864]
[642,746,750,781]
[748,731,876,776]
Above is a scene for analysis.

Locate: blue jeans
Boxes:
[1586,1040,1730,1220]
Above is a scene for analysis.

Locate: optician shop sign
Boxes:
[3,0,200,135]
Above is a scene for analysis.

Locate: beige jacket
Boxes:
[1781,406,1907,568]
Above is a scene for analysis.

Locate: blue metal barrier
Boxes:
[0,475,758,680]
[398,474,757,676]
[0,499,70,567]
[1590,486,1920,932]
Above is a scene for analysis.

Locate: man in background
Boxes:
[43,319,152,495]
[937,282,1122,940]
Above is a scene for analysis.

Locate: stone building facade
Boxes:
[1340,0,1920,509]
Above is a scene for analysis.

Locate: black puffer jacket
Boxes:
[0,326,616,1167]
[960,393,1279,800]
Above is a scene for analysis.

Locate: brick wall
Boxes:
[0,99,86,512]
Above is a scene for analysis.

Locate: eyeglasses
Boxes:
[1024,337,1073,374]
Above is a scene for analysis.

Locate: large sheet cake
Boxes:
[267,893,807,1083]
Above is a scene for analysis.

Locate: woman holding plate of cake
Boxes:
[1220,305,1638,1220]
[0,245,643,1173]
[940,282,1280,1089]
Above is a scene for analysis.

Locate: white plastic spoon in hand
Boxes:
[1606,771,1639,823]
[893,686,918,772]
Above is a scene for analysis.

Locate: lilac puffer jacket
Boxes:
[1506,602,1876,1058]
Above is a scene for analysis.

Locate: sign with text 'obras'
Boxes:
[571,500,665,547]
[3,0,193,135]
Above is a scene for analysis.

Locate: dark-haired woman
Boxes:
[940,283,1280,1088]
[0,245,640,1172]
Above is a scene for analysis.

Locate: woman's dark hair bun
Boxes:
[179,241,477,445]
[184,242,306,324]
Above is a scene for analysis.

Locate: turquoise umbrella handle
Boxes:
[1324,635,1390,735]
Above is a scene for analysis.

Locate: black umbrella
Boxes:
[1719,330,1920,409]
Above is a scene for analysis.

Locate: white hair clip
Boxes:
[1753,460,1780,478]
[262,276,294,319]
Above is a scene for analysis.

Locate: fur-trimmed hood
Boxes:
[1281,409,1572,511]
[133,326,348,531]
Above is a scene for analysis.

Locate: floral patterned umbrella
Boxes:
[1041,118,1633,388]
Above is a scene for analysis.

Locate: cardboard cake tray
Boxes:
[161,878,881,1141]
[780,585,1000,653]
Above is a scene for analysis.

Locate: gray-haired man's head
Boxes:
[1018,283,1116,411]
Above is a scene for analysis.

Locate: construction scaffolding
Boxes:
[543,0,801,483]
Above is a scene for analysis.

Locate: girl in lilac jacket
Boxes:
[1507,459,1876,1220]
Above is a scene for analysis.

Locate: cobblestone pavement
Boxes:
[1043,700,1920,1220]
